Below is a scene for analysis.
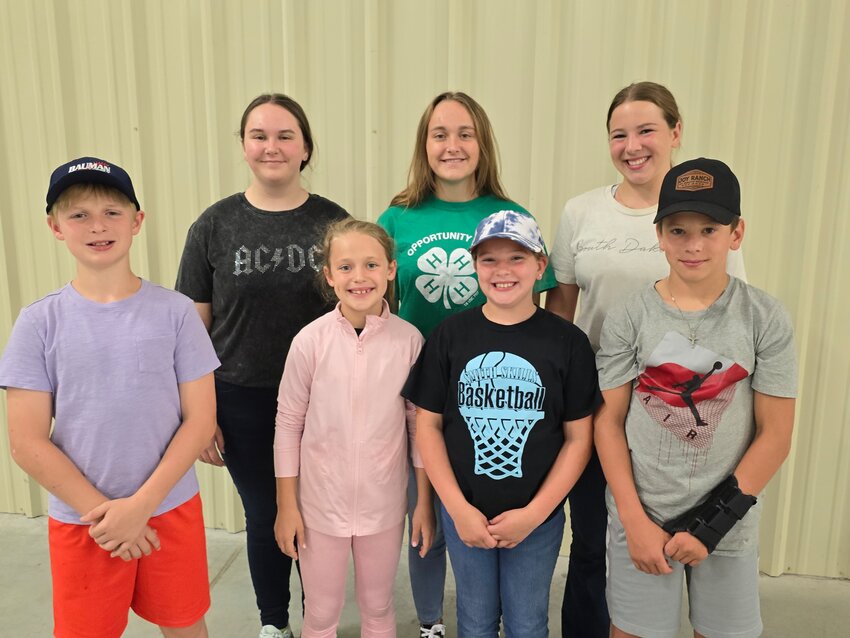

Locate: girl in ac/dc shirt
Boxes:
[176,94,348,638]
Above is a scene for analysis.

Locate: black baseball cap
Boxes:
[45,156,141,213]
[654,158,740,225]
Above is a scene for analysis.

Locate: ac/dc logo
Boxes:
[233,244,322,275]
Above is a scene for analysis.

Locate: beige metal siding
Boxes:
[0,0,847,577]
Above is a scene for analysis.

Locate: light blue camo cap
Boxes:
[470,210,546,254]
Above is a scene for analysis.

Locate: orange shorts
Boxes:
[48,492,210,638]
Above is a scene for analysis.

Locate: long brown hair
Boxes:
[390,92,509,208]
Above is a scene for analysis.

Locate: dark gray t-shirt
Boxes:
[176,193,349,388]
[597,277,797,555]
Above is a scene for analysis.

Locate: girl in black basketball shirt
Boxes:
[404,211,600,637]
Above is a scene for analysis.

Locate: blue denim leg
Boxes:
[561,449,610,638]
[407,467,446,624]
[216,379,298,629]
[441,506,501,638]
[442,506,564,638]
[501,508,565,638]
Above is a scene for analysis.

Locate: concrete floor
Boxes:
[1,512,848,637]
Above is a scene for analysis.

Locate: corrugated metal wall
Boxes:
[0,0,847,578]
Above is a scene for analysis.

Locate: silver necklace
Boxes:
[667,284,724,348]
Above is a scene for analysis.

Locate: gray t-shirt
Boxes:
[597,277,796,555]
[0,280,220,523]
[549,185,747,351]
[176,193,349,388]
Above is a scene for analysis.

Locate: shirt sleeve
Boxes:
[752,300,797,398]
[274,331,314,477]
[0,311,53,392]
[596,303,640,391]
[173,300,221,383]
[562,327,603,421]
[406,330,426,467]
[175,217,214,302]
[402,326,450,415]
[549,199,578,285]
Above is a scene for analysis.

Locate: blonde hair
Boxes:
[390,92,509,208]
[318,218,397,307]
[49,183,135,219]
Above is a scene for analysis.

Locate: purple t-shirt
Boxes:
[0,280,220,523]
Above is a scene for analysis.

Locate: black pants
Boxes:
[562,449,610,637]
[216,378,299,629]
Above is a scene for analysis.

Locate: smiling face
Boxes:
[473,237,546,320]
[657,211,744,289]
[48,190,144,272]
[608,100,681,193]
[426,99,481,198]
[241,102,309,189]
[324,231,397,328]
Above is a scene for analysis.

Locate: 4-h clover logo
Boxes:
[415,247,478,309]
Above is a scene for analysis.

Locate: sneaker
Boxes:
[420,623,446,637]
[259,625,293,638]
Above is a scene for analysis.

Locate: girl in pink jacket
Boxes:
[274,218,435,637]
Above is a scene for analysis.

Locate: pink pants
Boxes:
[299,522,404,637]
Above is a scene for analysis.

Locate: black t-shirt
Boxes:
[176,193,349,388]
[403,306,601,520]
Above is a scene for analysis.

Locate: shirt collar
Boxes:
[333,299,390,336]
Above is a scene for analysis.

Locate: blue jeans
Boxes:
[407,468,446,624]
[442,505,565,638]
[561,449,610,637]
[216,379,300,629]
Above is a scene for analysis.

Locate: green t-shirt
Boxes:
[377,194,557,337]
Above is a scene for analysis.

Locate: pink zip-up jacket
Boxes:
[274,301,424,537]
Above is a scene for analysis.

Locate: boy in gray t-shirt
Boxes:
[595,158,797,638]
[0,158,219,638]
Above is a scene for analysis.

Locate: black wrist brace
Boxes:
[662,475,757,554]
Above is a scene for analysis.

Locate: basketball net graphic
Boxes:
[458,352,545,480]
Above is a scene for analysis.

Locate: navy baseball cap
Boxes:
[45,156,140,213]
[470,210,547,254]
[654,158,740,225]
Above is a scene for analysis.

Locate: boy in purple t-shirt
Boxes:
[0,157,220,638]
